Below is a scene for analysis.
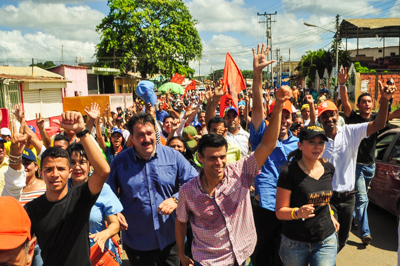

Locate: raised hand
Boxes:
[205,85,214,101]
[252,43,276,73]
[379,80,396,101]
[10,132,30,157]
[12,104,24,123]
[171,119,181,132]
[338,67,348,85]
[84,102,101,120]
[198,93,205,104]
[214,81,225,98]
[53,111,85,134]
[275,85,293,103]
[35,113,45,129]
[305,94,314,105]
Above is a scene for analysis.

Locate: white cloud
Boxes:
[388,0,400,17]
[0,1,104,43]
[186,0,258,37]
[0,30,96,66]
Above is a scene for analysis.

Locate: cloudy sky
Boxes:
[0,0,399,76]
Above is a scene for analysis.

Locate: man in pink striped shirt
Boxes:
[176,44,291,266]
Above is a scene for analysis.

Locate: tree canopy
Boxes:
[96,0,202,79]
[296,40,351,83]
[30,61,56,69]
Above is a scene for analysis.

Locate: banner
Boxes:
[184,80,196,95]
[220,52,246,117]
[171,73,185,85]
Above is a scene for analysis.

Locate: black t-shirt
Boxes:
[345,110,377,165]
[25,182,99,266]
[240,116,246,130]
[277,161,336,242]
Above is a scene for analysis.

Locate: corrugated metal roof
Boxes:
[0,74,70,83]
[0,66,63,78]
[340,18,400,39]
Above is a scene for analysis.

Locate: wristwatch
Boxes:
[76,128,89,138]
[172,197,179,204]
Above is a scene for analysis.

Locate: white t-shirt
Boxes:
[322,123,368,192]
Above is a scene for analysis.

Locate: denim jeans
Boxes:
[279,233,337,266]
[194,260,240,266]
[124,242,180,266]
[353,163,375,238]
[330,193,355,252]
[33,243,43,266]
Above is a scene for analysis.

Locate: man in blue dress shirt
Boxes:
[107,113,198,266]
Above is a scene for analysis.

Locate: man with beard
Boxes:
[249,44,298,266]
[205,87,250,158]
[107,113,198,266]
[318,72,394,252]
[339,68,400,246]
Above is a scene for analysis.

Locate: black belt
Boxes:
[333,190,358,198]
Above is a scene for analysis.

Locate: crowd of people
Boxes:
[0,43,399,266]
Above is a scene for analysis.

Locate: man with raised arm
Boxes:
[249,44,298,266]
[319,72,395,251]
[24,111,110,266]
[339,68,400,246]
[175,82,292,266]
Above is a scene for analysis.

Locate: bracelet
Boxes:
[339,84,346,87]
[9,154,22,160]
[172,197,179,204]
[330,210,334,216]
[76,128,89,138]
[291,208,299,220]
[9,159,22,165]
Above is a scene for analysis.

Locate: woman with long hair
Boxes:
[67,143,123,264]
[276,124,340,266]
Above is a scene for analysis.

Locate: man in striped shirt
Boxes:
[175,81,292,265]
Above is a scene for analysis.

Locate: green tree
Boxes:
[96,0,202,79]
[30,61,56,69]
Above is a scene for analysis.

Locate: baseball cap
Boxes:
[111,127,123,136]
[224,106,239,116]
[22,148,37,163]
[318,101,338,117]
[0,196,31,250]
[301,104,310,111]
[1,127,11,136]
[28,125,36,133]
[190,121,202,128]
[269,100,292,114]
[136,81,157,106]
[299,124,328,142]
[182,126,197,148]
[116,117,123,122]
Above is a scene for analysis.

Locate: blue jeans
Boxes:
[33,243,43,266]
[353,163,375,238]
[279,233,337,266]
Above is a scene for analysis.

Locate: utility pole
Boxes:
[257,11,277,88]
[32,58,34,76]
[62,45,64,64]
[276,48,281,87]
[335,14,340,87]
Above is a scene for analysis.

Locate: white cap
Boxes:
[1,128,11,136]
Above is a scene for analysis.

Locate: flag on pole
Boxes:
[184,80,196,95]
[171,73,185,84]
[220,52,246,117]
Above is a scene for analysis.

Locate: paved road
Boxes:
[121,202,398,266]
[336,202,398,266]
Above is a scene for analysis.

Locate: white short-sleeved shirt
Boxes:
[322,123,369,192]
[226,127,250,157]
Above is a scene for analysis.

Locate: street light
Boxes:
[304,21,339,87]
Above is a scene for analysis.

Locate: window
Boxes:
[391,52,396,57]
[379,49,383,53]
[375,133,397,161]
[387,137,400,164]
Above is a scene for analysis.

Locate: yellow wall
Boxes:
[114,77,139,94]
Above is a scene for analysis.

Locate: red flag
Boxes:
[171,73,185,84]
[184,80,196,95]
[220,52,246,117]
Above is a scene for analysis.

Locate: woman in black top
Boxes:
[276,124,340,266]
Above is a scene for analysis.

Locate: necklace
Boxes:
[299,160,321,180]
[25,178,37,190]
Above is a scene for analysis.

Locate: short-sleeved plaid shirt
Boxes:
[176,153,260,266]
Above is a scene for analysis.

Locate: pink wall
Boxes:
[49,65,88,97]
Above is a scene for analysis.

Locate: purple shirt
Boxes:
[176,153,260,266]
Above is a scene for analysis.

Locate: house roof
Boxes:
[339,18,400,39]
[0,66,64,79]
[0,74,67,83]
